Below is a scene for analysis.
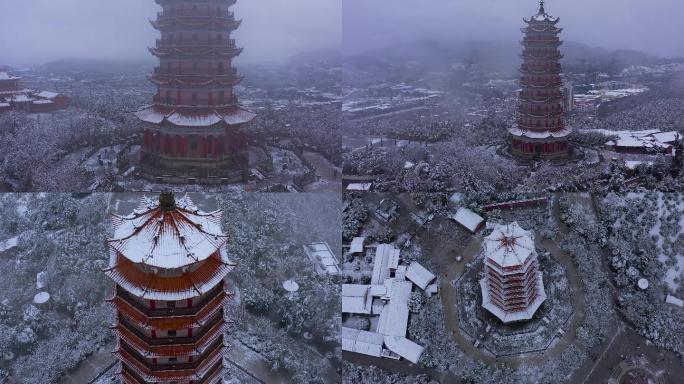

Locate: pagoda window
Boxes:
[218,62,224,74]
[167,300,176,309]
[168,330,177,337]
[192,93,198,105]
[165,91,171,104]
[167,62,172,73]
[219,91,225,103]
[208,92,214,105]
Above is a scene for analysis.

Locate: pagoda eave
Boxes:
[109,291,229,331]
[114,344,225,383]
[135,105,256,128]
[113,325,226,359]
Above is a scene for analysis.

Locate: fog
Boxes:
[343,0,684,58]
[0,0,341,66]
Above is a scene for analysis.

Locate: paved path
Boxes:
[301,151,342,192]
[60,343,116,384]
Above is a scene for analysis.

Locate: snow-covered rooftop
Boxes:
[453,207,484,234]
[483,222,536,268]
[383,336,425,364]
[341,327,384,357]
[0,236,18,253]
[376,279,412,337]
[405,262,436,291]
[346,183,372,191]
[665,295,683,308]
[36,91,60,99]
[349,237,365,254]
[371,244,400,285]
[0,71,20,80]
[107,193,228,269]
[304,242,340,274]
[342,284,374,314]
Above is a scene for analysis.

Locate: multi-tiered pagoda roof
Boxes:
[105,193,232,384]
[135,0,256,183]
[509,1,572,159]
[480,222,547,323]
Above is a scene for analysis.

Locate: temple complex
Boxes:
[135,0,256,184]
[0,70,69,113]
[509,1,571,159]
[479,222,546,323]
[105,192,233,383]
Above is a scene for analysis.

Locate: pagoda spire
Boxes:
[539,0,545,14]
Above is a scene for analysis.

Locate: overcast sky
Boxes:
[343,0,684,58]
[0,0,341,66]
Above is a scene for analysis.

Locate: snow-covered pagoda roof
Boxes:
[107,193,229,269]
[135,105,256,127]
[483,222,536,268]
[509,125,572,139]
[525,1,559,23]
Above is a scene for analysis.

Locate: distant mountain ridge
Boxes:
[343,38,682,83]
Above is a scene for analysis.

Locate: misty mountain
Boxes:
[343,38,675,86]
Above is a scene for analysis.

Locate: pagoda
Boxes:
[509,1,571,159]
[135,0,256,183]
[105,192,234,383]
[479,222,546,323]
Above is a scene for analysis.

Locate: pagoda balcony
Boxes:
[117,312,224,347]
[154,66,238,76]
[149,45,243,59]
[520,79,563,88]
[151,73,243,87]
[521,39,562,47]
[116,340,224,382]
[113,319,225,358]
[520,52,564,60]
[517,111,564,120]
[157,10,234,19]
[520,106,563,114]
[521,26,562,34]
[156,0,237,7]
[119,337,223,372]
[519,66,561,75]
[111,289,229,330]
[155,38,238,49]
[114,284,225,318]
[520,94,563,102]
[152,15,241,31]
[515,123,566,132]
[121,362,223,384]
